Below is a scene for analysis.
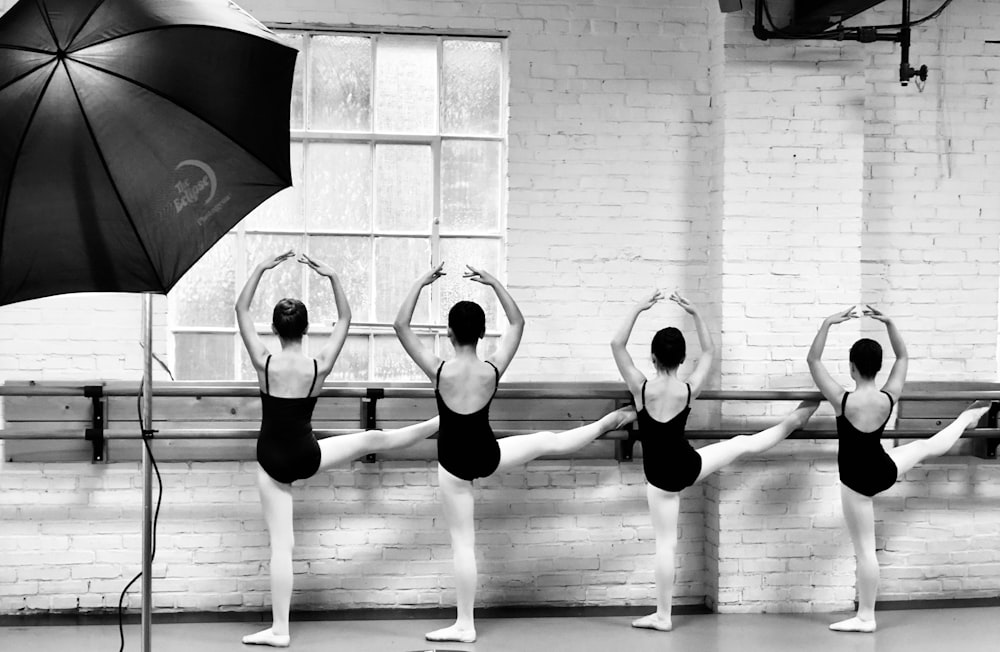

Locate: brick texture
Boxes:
[2,0,999,616]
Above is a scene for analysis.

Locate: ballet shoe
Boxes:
[630,613,673,632]
[608,406,638,430]
[425,624,477,643]
[242,627,290,647]
[828,616,876,633]
[962,401,992,424]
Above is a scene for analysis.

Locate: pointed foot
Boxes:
[829,617,876,633]
[630,613,673,632]
[425,624,477,643]
[242,628,290,647]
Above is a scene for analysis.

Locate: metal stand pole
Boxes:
[141,292,154,652]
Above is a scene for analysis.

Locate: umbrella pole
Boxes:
[140,292,154,651]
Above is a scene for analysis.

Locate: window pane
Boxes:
[441,140,501,233]
[375,144,433,232]
[374,237,431,323]
[279,33,305,129]
[239,333,280,381]
[309,35,372,131]
[245,234,304,323]
[306,235,372,324]
[170,235,235,327]
[323,334,370,381]
[245,142,304,231]
[373,334,429,381]
[437,238,500,327]
[442,39,502,135]
[175,334,234,380]
[305,142,371,232]
[375,37,437,134]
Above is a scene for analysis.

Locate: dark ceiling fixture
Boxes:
[753,0,956,88]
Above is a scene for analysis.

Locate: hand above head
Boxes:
[669,291,697,315]
[419,262,446,287]
[463,265,498,286]
[636,289,664,312]
[298,253,336,278]
[862,304,892,325]
[257,250,294,271]
[824,306,859,325]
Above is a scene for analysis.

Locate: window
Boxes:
[168,31,507,381]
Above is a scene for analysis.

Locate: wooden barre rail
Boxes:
[1,428,998,441]
[6,382,1000,401]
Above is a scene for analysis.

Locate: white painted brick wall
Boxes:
[2,0,999,616]
[0,460,705,612]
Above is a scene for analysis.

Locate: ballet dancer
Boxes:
[394,263,636,643]
[807,305,989,633]
[238,252,439,648]
[611,289,818,632]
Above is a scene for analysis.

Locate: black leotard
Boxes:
[435,361,502,481]
[256,355,321,484]
[637,381,701,492]
[837,391,898,497]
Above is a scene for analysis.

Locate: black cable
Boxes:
[116,393,163,652]
[760,0,955,39]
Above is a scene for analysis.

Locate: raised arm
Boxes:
[807,307,856,410]
[671,292,715,398]
[393,264,444,381]
[466,266,524,377]
[236,251,293,371]
[610,290,661,396]
[865,305,908,401]
[299,254,351,376]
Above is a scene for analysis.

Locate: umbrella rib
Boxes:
[65,0,111,52]
[61,59,165,290]
[69,55,291,185]
[0,59,53,95]
[0,44,55,55]
[35,0,61,50]
[67,23,275,54]
[0,62,59,276]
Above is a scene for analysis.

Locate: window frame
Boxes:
[168,28,509,381]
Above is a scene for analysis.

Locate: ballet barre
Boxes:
[2,382,999,464]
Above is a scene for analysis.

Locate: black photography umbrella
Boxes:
[0,0,296,648]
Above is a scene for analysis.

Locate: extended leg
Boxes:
[426,465,478,643]
[694,401,818,482]
[888,402,989,477]
[243,467,294,647]
[316,417,440,473]
[830,484,878,633]
[495,407,635,472]
[632,485,680,632]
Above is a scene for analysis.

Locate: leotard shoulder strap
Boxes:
[841,391,850,413]
[264,355,271,395]
[685,383,692,407]
[308,359,319,397]
[880,390,895,427]
[486,361,500,394]
[640,380,647,411]
[435,361,445,389]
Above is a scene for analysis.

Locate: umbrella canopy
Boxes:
[0,0,296,306]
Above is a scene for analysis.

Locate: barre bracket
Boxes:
[361,388,385,463]
[83,385,105,463]
[972,401,1000,460]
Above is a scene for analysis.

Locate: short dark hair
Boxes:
[272,298,308,341]
[448,301,485,345]
[849,338,882,379]
[651,327,685,369]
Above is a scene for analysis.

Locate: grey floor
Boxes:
[2,608,999,652]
